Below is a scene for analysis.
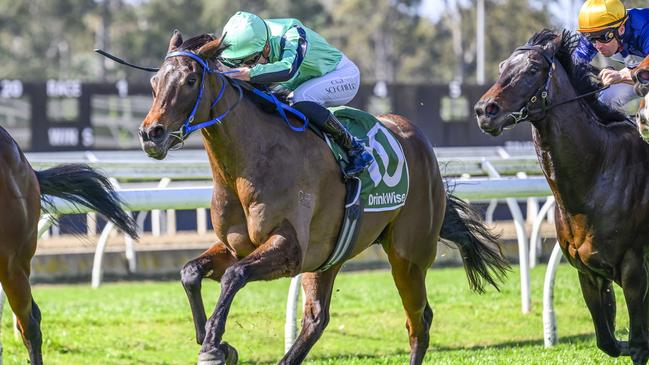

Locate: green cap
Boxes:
[221,11,268,60]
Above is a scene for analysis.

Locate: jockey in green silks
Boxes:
[220,11,374,177]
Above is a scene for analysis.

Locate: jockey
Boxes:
[219,11,374,177]
[573,0,649,111]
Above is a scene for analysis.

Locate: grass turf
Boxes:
[0,264,632,364]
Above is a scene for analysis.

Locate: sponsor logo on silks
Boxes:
[368,192,407,206]
[363,123,409,211]
[325,82,357,94]
[366,123,406,188]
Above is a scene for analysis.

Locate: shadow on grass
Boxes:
[431,332,596,352]
[247,350,411,365]
[243,333,598,365]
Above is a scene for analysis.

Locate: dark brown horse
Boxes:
[139,32,508,365]
[0,126,138,364]
[475,29,649,365]
[633,55,649,140]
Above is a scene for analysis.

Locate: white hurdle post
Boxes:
[529,197,556,268]
[481,160,531,314]
[285,275,303,353]
[110,178,137,274]
[152,178,172,236]
[543,241,563,347]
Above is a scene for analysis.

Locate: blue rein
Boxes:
[164,50,308,141]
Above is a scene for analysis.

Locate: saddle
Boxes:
[241,84,410,271]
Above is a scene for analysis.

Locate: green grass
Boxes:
[0,265,632,364]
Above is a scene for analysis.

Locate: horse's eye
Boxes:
[187,77,197,86]
[528,66,540,74]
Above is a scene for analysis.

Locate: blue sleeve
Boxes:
[572,35,598,64]
[631,8,649,55]
[643,28,649,55]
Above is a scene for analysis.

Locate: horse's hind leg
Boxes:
[279,267,341,365]
[384,239,433,365]
[620,253,649,365]
[2,265,42,365]
[578,271,626,357]
[181,242,237,345]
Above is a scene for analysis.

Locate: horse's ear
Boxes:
[168,30,183,53]
[544,32,563,55]
[197,34,227,60]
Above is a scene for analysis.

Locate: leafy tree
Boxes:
[0,0,98,79]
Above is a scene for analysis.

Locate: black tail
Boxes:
[440,193,509,293]
[35,164,138,240]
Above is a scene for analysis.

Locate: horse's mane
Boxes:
[525,29,628,123]
[178,33,216,52]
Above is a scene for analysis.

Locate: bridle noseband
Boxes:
[503,45,608,128]
[164,51,243,143]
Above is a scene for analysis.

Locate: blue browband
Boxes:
[164,51,308,141]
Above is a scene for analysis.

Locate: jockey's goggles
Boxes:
[584,28,618,44]
[222,51,263,68]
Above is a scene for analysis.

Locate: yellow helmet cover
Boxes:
[578,0,627,33]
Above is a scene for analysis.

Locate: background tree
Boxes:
[0,0,645,83]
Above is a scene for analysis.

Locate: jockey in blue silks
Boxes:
[572,0,649,111]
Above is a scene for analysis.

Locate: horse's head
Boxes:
[139,31,227,159]
[633,56,649,141]
[475,31,564,136]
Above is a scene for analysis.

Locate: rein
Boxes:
[504,46,610,127]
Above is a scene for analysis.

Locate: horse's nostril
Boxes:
[138,128,149,142]
[485,102,500,116]
[150,125,166,141]
[637,69,649,85]
[640,112,648,126]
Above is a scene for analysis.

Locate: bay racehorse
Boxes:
[139,32,509,365]
[475,29,649,364]
[633,55,649,140]
[0,126,138,364]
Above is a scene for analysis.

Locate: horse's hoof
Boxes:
[197,349,226,365]
[219,342,238,365]
[618,341,630,357]
[196,343,238,365]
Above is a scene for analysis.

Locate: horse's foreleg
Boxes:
[2,269,42,365]
[198,220,302,363]
[621,253,649,365]
[385,244,432,365]
[279,267,341,365]
[578,271,625,357]
[181,242,237,345]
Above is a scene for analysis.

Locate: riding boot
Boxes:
[293,101,374,177]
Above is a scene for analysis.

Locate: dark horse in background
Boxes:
[475,29,649,365]
[0,126,138,364]
[138,32,509,365]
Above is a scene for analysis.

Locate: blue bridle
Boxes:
[164,51,243,141]
[163,50,309,142]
